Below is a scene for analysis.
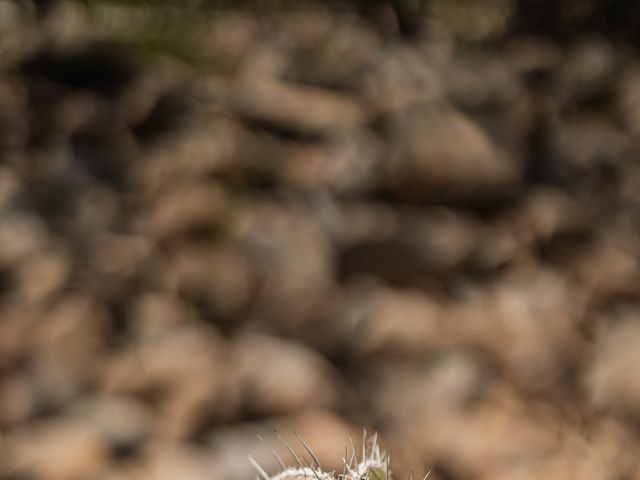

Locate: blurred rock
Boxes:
[506,37,561,79]
[0,165,21,208]
[29,295,110,408]
[237,203,333,324]
[0,212,48,266]
[39,0,92,50]
[0,373,36,427]
[103,326,235,439]
[128,292,196,338]
[444,53,521,109]
[510,187,589,244]
[158,244,253,322]
[338,208,479,284]
[0,303,37,369]
[143,444,222,480]
[547,116,633,181]
[364,44,442,113]
[145,181,227,239]
[349,287,449,358]
[430,0,514,42]
[204,13,258,70]
[13,247,71,304]
[371,350,493,423]
[280,129,382,194]
[574,234,640,304]
[91,232,151,279]
[279,15,380,91]
[386,103,521,202]
[617,63,640,137]
[311,199,400,248]
[556,38,622,106]
[405,391,569,480]
[588,314,640,417]
[234,334,339,415]
[69,395,153,455]
[0,79,29,149]
[473,269,584,393]
[479,186,592,269]
[6,419,110,480]
[135,118,240,191]
[231,78,366,136]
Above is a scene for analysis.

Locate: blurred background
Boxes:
[2,0,640,479]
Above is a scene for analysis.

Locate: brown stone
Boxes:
[234,334,339,415]
[6,419,110,480]
[145,181,227,239]
[231,79,365,136]
[386,104,521,202]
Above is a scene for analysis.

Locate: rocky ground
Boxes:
[2,1,640,479]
